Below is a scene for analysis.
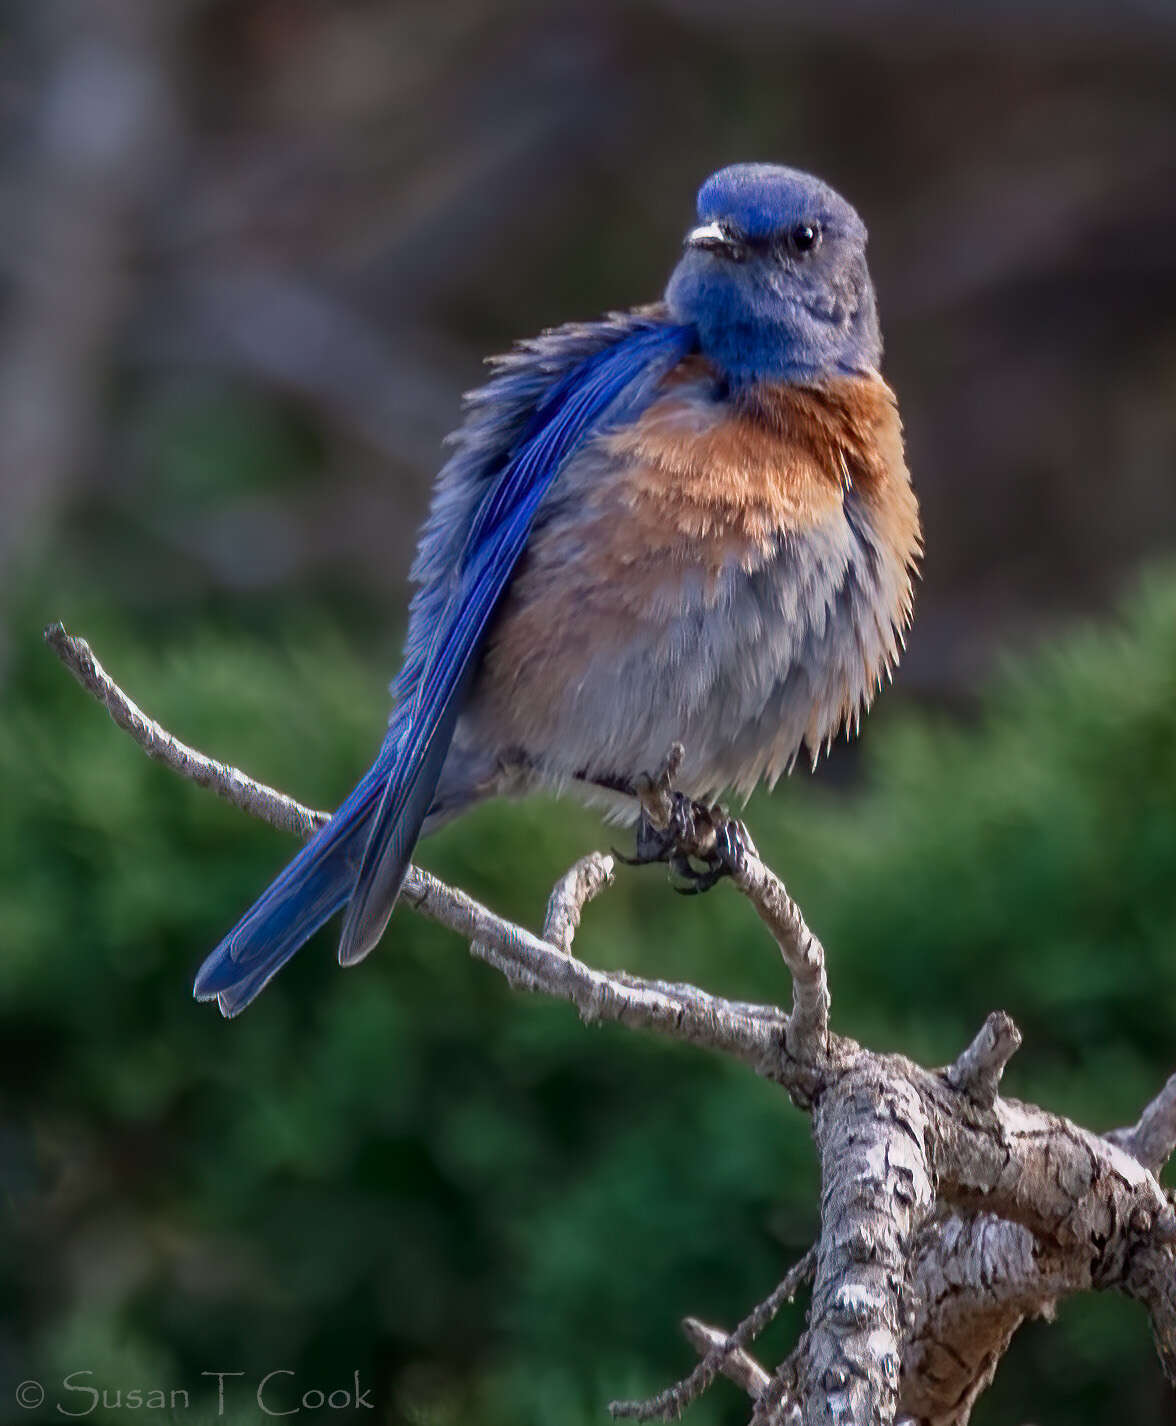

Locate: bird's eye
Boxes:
[790,222,821,255]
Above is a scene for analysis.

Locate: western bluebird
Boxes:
[195,163,921,1015]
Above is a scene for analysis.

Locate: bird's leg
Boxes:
[625,787,700,866]
[613,743,691,866]
[614,744,758,894]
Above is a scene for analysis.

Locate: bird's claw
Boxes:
[669,804,758,894]
[619,779,757,895]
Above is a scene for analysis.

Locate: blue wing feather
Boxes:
[337,318,696,964]
[194,310,696,1011]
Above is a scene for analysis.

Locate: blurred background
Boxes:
[2,1,1175,1422]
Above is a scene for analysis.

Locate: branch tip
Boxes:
[47,627,781,1065]
[732,853,830,1060]
[543,851,616,956]
[45,620,327,840]
[947,1010,1021,1107]
[609,1248,815,1421]
[1107,1071,1176,1176]
[49,625,1176,1419]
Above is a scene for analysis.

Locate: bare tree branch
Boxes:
[610,1248,816,1421]
[44,621,329,842]
[901,1214,1076,1423]
[946,1011,1022,1108]
[799,1069,934,1425]
[44,622,790,1066]
[733,855,830,1064]
[543,852,617,955]
[45,621,1176,1424]
[681,1320,772,1399]
[1123,1242,1176,1390]
[1107,1071,1176,1176]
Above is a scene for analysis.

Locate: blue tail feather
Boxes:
[336,671,469,967]
[193,743,397,1016]
[336,321,696,968]
[195,313,696,1016]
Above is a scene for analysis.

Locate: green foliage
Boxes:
[3,572,1175,1424]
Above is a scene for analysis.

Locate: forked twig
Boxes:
[609,1249,816,1421]
[45,621,1176,1422]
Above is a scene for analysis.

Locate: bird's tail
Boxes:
[193,743,398,1017]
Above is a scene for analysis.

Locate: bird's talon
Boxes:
[711,815,757,879]
[668,851,713,895]
[620,760,754,894]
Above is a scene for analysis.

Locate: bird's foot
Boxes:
[665,800,758,895]
[614,744,758,894]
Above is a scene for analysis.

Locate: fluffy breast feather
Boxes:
[467,361,921,797]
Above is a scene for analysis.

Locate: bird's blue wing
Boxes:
[336,318,697,964]
[194,312,695,1013]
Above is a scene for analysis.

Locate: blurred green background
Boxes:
[2,2,1175,1423]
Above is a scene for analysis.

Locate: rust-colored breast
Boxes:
[471,362,921,778]
[770,372,921,602]
[602,360,848,554]
[592,363,920,610]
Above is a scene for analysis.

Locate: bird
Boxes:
[194,162,921,1016]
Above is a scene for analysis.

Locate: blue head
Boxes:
[665,164,881,386]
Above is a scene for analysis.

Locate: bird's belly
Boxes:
[465,492,903,801]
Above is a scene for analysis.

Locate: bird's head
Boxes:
[665,163,881,386]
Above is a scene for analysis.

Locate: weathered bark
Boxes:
[799,1069,933,1424]
[47,622,1176,1426]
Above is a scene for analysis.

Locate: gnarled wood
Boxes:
[46,621,1176,1425]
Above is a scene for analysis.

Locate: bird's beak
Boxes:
[684,221,731,254]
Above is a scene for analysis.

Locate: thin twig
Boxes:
[635,740,828,1063]
[609,1248,816,1421]
[44,622,779,1063]
[45,621,1176,1419]
[680,1320,770,1398]
[543,852,616,955]
[732,855,830,1061]
[44,622,329,842]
